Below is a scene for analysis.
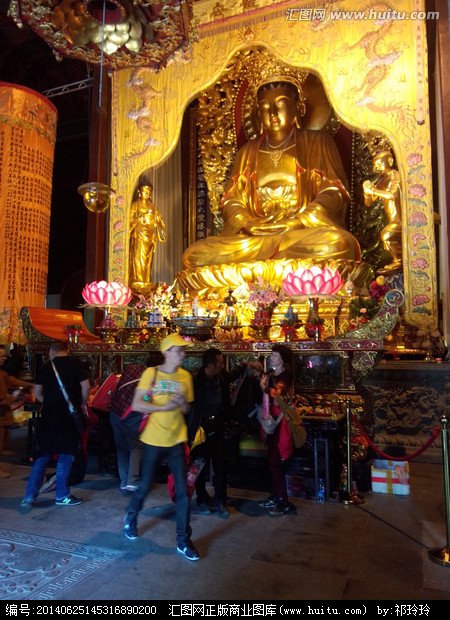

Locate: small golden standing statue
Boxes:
[129,184,166,292]
[363,148,402,273]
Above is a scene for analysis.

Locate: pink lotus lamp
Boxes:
[82,280,133,342]
[82,280,133,307]
[282,266,343,296]
[282,267,343,341]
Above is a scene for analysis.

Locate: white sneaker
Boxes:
[125,484,138,491]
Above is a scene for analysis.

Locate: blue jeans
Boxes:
[125,442,190,547]
[110,412,142,488]
[24,453,74,501]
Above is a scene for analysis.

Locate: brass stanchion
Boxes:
[341,399,365,506]
[428,414,450,567]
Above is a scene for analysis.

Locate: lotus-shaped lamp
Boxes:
[82,280,133,307]
[282,267,343,296]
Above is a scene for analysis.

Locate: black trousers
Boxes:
[192,431,227,504]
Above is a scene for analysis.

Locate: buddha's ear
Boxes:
[254,106,263,135]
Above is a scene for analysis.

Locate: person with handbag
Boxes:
[123,333,199,561]
[257,344,296,517]
[109,360,158,494]
[188,347,231,518]
[20,341,90,507]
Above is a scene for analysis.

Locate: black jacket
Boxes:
[187,367,231,443]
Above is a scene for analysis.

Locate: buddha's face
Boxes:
[140,185,152,200]
[257,85,298,137]
[373,152,392,173]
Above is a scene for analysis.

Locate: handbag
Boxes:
[51,360,88,435]
[274,395,307,448]
[90,373,121,412]
[167,443,205,502]
[278,416,294,461]
[119,367,158,440]
[257,392,283,435]
[120,406,149,440]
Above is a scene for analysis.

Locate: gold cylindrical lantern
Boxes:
[0,82,57,343]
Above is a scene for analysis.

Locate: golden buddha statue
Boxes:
[181,77,361,290]
[363,148,402,273]
[129,184,166,292]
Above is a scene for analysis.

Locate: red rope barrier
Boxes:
[351,415,440,461]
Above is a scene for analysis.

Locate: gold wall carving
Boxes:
[110,0,437,329]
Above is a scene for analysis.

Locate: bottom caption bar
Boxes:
[0,601,441,617]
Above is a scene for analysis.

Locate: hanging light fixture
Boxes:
[78,181,115,213]
[78,0,115,213]
[13,1,196,70]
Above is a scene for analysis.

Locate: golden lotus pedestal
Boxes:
[214,325,244,343]
[177,258,371,297]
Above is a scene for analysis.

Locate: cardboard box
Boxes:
[285,457,315,499]
[371,459,410,495]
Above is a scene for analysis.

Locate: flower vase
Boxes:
[305,297,323,341]
[251,305,273,341]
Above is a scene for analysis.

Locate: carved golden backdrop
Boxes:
[110,0,436,329]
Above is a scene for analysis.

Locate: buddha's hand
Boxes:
[363,180,375,204]
[243,216,291,236]
[262,199,299,220]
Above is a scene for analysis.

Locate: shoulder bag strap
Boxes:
[151,366,159,388]
[116,366,158,395]
[117,378,140,392]
[51,360,76,414]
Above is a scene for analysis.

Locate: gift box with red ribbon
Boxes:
[371,459,410,495]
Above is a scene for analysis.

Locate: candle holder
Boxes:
[304,297,324,340]
[96,327,118,344]
[119,327,143,345]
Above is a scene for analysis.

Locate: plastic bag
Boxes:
[167,443,205,502]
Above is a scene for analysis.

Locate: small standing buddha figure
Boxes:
[129,184,166,292]
[363,147,402,273]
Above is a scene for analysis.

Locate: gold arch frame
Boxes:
[110,0,436,329]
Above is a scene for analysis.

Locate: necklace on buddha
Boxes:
[264,129,295,168]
